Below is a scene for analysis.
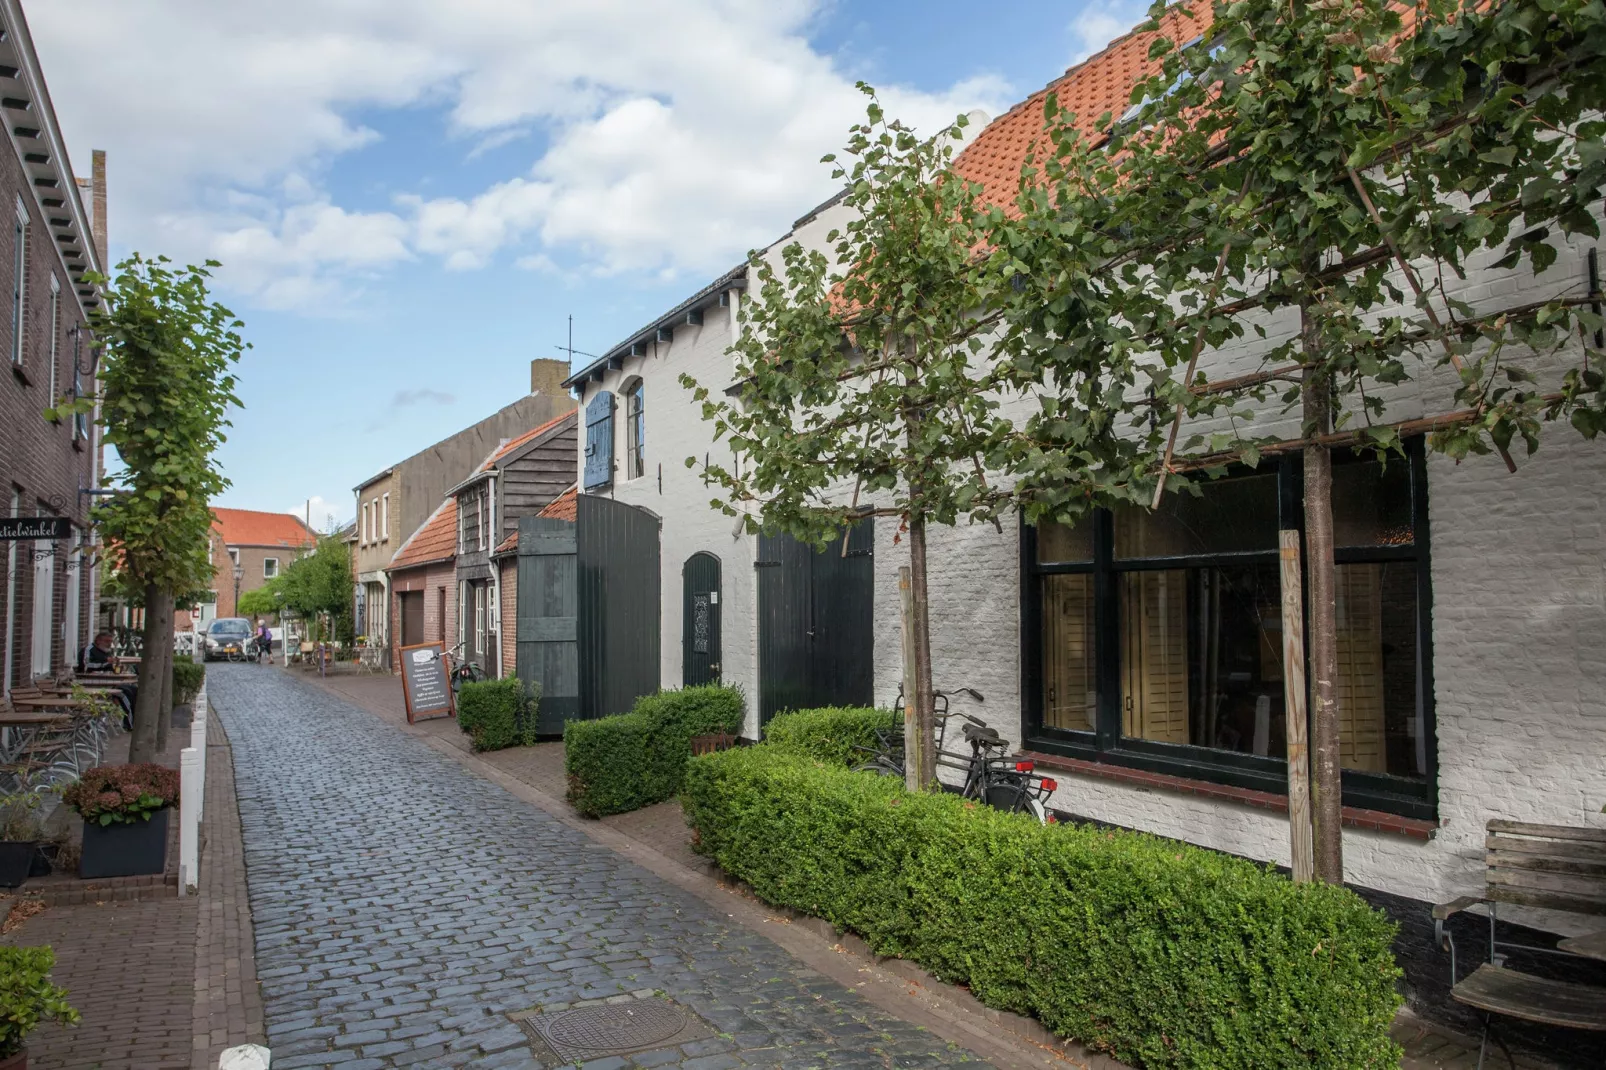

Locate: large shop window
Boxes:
[1023,442,1434,818]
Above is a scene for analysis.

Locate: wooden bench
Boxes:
[1432,820,1606,1064]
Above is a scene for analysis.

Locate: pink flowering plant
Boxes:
[61,764,179,826]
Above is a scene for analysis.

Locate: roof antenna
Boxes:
[554,314,600,368]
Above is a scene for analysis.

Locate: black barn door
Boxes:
[516,516,579,734]
[682,553,721,686]
[757,519,873,725]
[576,494,661,717]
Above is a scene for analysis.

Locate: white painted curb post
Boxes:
[179,745,199,894]
[219,1042,270,1069]
[191,700,207,823]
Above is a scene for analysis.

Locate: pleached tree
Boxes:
[681,92,1015,787]
[993,0,1606,879]
[74,256,245,762]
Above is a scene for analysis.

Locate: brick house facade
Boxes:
[201,509,318,623]
[386,496,457,660]
[0,0,106,693]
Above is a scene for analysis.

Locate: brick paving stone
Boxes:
[4,895,197,1070]
[211,666,985,1068]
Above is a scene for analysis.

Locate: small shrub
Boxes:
[0,946,79,1056]
[681,747,1403,1069]
[456,677,539,752]
[565,685,744,817]
[171,659,205,706]
[61,764,180,826]
[763,706,898,766]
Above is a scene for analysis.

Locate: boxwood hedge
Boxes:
[564,685,744,817]
[457,677,538,752]
[762,705,898,766]
[681,747,1403,1069]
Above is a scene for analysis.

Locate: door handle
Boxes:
[709,662,720,671]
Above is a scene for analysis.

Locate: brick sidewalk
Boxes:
[1,695,265,1070]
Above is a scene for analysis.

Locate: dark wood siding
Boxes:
[498,418,579,545]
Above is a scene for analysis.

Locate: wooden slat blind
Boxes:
[1122,570,1189,743]
[1335,564,1386,772]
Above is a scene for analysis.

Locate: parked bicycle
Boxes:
[855,685,1057,824]
[433,642,485,693]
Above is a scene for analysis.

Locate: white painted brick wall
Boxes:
[577,191,1606,912]
[576,292,766,737]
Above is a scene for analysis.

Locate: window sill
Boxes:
[1016,749,1439,841]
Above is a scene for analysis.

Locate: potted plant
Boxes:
[0,783,49,888]
[60,764,179,879]
[0,945,79,1068]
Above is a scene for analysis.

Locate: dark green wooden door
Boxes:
[682,552,721,686]
[516,515,579,735]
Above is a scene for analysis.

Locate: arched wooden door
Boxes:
[683,552,722,686]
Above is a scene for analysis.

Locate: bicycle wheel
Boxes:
[981,781,1047,824]
[852,761,903,778]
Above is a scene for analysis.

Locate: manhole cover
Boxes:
[546,1001,685,1050]
[514,993,715,1063]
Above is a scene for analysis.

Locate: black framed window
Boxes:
[1022,440,1435,818]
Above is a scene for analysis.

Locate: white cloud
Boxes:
[1069,2,1148,63]
[26,0,1012,308]
[283,496,348,536]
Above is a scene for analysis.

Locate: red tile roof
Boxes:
[478,410,577,473]
[491,484,577,556]
[389,496,457,570]
[538,486,578,522]
[953,4,1212,211]
[212,508,318,549]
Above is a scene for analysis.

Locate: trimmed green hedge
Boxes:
[564,686,744,818]
[171,659,205,706]
[457,677,539,752]
[763,706,897,766]
[682,747,1403,1069]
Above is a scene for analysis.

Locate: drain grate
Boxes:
[513,991,714,1063]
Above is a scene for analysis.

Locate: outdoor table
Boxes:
[1557,930,1606,961]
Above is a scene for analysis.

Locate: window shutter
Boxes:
[583,390,615,490]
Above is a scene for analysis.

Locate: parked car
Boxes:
[201,618,253,662]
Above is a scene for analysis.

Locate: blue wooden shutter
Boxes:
[583,390,615,490]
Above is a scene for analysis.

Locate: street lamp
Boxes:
[232,562,243,615]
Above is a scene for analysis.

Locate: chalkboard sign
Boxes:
[398,641,454,723]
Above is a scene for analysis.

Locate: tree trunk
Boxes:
[1301,312,1344,885]
[155,621,173,753]
[905,515,937,790]
[129,584,171,764]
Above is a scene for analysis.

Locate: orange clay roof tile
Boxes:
[211,508,318,549]
[952,4,1212,211]
[477,410,577,473]
[537,486,578,523]
[389,496,457,570]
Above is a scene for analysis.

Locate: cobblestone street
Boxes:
[209,665,987,1069]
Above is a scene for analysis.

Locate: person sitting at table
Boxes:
[77,632,134,728]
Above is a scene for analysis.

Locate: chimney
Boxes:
[90,150,107,271]
[529,358,567,397]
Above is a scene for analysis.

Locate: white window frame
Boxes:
[46,275,59,406]
[381,492,389,541]
[11,197,27,368]
[263,557,279,579]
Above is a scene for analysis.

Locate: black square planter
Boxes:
[79,809,169,879]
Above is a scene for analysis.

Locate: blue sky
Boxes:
[28,0,1145,531]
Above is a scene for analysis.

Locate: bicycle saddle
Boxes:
[962,722,1002,744]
